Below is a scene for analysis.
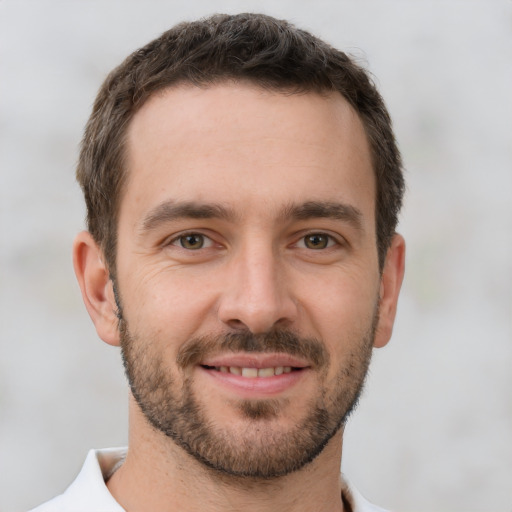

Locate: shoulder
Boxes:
[342,478,391,512]
[28,448,127,512]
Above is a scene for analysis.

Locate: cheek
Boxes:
[298,266,379,330]
[297,272,379,377]
[119,265,220,344]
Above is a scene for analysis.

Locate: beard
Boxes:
[119,310,377,480]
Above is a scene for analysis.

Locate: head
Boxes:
[77,12,404,278]
[73,13,405,480]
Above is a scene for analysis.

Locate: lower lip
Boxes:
[198,366,308,397]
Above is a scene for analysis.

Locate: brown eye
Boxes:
[303,234,330,249]
[179,234,205,249]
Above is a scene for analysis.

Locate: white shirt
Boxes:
[30,448,389,512]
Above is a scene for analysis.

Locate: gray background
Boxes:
[1,1,511,511]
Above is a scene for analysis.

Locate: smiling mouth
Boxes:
[201,365,305,378]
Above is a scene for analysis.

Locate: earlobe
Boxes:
[373,233,406,349]
[73,231,121,346]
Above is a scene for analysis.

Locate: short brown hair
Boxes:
[77,13,404,274]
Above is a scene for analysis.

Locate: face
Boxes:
[112,84,388,478]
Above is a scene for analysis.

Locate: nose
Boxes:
[217,242,298,334]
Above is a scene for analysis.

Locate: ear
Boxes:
[73,231,121,346]
[373,233,406,348]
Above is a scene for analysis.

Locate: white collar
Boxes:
[32,448,389,512]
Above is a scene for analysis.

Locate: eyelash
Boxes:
[168,232,214,250]
[294,232,340,250]
[165,231,341,252]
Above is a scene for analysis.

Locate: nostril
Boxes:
[226,319,249,331]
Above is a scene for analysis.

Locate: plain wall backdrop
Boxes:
[1,1,511,511]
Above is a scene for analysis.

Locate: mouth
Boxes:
[197,354,310,397]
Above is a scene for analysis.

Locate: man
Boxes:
[33,12,405,512]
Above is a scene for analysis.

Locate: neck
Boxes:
[107,401,347,512]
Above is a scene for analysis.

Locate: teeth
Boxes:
[241,367,258,378]
[257,367,275,377]
[213,366,295,377]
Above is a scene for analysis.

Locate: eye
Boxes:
[299,233,336,250]
[171,233,213,250]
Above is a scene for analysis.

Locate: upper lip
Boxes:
[200,353,310,369]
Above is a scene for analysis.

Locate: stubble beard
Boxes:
[119,314,377,480]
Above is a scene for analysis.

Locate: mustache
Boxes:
[176,330,329,369]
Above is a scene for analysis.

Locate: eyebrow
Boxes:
[280,201,364,230]
[141,200,237,232]
[140,199,364,233]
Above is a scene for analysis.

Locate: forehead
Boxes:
[122,83,375,224]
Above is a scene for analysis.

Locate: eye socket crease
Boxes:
[156,223,352,257]
[167,231,343,252]
[176,233,203,250]
[170,232,215,250]
[160,229,347,264]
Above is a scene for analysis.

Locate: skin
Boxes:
[73,83,405,512]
